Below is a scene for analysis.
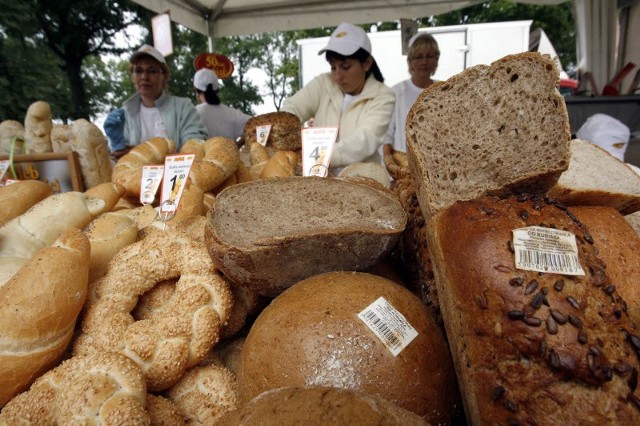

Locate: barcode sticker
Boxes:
[512,226,585,276]
[358,297,418,356]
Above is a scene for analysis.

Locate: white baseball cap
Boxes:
[318,22,372,56]
[193,68,220,91]
[408,32,432,48]
[130,44,166,65]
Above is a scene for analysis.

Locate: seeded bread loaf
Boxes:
[548,139,640,215]
[205,176,407,297]
[428,195,640,425]
[406,52,571,219]
[243,111,301,151]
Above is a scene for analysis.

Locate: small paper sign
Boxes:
[0,160,9,181]
[512,226,585,275]
[256,124,272,147]
[159,154,195,215]
[358,297,418,356]
[301,126,338,177]
[140,165,164,205]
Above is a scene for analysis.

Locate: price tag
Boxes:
[4,179,20,185]
[140,165,164,205]
[159,154,195,215]
[301,126,338,177]
[256,124,272,146]
[512,226,585,275]
[0,160,9,181]
[358,297,418,356]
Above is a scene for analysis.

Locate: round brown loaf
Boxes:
[236,271,460,424]
[217,386,429,426]
[243,111,301,151]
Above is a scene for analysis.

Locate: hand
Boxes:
[110,147,131,161]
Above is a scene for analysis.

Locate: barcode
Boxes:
[362,310,401,349]
[518,249,580,272]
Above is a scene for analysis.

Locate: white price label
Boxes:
[140,165,164,205]
[512,226,585,275]
[256,124,272,146]
[358,297,418,356]
[0,160,10,181]
[159,154,195,214]
[301,126,338,177]
[4,179,20,185]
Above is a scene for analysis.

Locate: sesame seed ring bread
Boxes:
[112,137,177,201]
[179,136,240,193]
[0,351,149,424]
[167,364,238,424]
[74,216,234,392]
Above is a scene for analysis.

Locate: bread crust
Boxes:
[243,111,302,151]
[0,180,52,227]
[205,176,407,297]
[429,195,640,424]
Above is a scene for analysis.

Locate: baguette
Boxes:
[428,195,640,424]
[0,180,52,227]
[205,176,407,296]
[406,52,571,219]
[548,139,640,214]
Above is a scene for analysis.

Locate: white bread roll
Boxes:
[0,180,52,227]
[0,229,90,407]
[24,101,53,153]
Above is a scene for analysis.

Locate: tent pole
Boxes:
[205,13,214,52]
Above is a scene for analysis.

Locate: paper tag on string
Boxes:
[159,154,195,215]
[358,297,418,356]
[140,165,164,205]
[301,126,338,177]
[512,226,585,275]
[256,124,272,146]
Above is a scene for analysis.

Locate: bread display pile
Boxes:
[2,51,640,424]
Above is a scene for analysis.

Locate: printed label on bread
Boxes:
[358,296,418,356]
[512,226,585,275]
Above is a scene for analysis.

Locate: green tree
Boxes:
[0,0,151,122]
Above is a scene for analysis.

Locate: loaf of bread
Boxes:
[24,101,53,153]
[243,111,302,151]
[406,52,571,219]
[0,180,52,227]
[236,271,460,424]
[0,119,25,155]
[218,386,428,426]
[428,195,640,424]
[548,139,640,214]
[205,176,407,296]
[571,205,640,326]
[0,229,90,407]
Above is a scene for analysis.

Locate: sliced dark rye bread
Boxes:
[406,52,571,219]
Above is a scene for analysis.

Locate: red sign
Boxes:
[193,53,234,79]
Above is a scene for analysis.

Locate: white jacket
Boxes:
[282,73,395,170]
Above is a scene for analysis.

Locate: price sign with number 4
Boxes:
[160,154,195,215]
[301,127,338,177]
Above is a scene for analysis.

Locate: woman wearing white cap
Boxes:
[281,22,395,175]
[106,44,207,159]
[383,32,440,155]
[193,68,251,142]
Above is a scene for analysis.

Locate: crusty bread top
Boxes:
[406,52,571,219]
[243,111,302,151]
[548,138,640,214]
[211,176,406,248]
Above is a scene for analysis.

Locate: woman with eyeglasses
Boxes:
[281,22,395,178]
[383,32,440,155]
[105,44,207,160]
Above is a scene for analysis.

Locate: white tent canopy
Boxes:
[131,0,637,91]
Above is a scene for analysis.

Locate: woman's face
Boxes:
[131,58,167,101]
[329,56,372,96]
[409,47,439,79]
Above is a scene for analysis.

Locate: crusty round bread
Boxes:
[236,271,459,424]
[217,386,429,426]
[243,111,302,151]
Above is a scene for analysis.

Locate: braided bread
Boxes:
[75,216,233,391]
[0,351,148,423]
[112,137,176,200]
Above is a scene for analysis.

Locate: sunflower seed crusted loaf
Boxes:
[428,195,640,425]
[406,52,571,219]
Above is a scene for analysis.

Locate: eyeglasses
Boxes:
[132,67,163,76]
[411,53,438,62]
